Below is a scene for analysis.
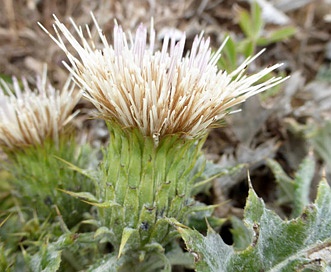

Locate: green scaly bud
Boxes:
[95,123,204,263]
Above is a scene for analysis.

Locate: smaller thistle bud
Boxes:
[0,68,92,227]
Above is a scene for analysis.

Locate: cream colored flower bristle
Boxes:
[40,14,287,142]
[0,67,81,149]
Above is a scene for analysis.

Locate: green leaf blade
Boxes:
[178,179,331,271]
[178,227,234,272]
[292,154,315,217]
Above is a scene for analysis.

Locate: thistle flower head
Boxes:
[42,15,287,142]
[0,68,81,149]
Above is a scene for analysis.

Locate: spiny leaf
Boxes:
[178,178,331,271]
[58,189,120,208]
[187,202,226,231]
[86,253,119,272]
[266,158,294,203]
[257,26,296,46]
[230,216,252,251]
[217,35,238,72]
[251,1,263,39]
[178,225,233,272]
[57,189,98,202]
[193,163,246,189]
[292,153,315,217]
[309,121,331,168]
[165,241,194,269]
[0,214,11,228]
[24,243,62,272]
[82,200,120,208]
[192,160,246,196]
[267,154,315,218]
[118,227,136,258]
[238,7,255,38]
[94,226,113,244]
[54,155,95,180]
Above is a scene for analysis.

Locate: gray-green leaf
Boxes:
[178,178,331,271]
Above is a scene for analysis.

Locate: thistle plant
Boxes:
[40,15,287,270]
[0,68,92,228]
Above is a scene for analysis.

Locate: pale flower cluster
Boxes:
[42,15,287,141]
[0,69,81,149]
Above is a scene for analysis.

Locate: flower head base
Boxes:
[0,68,81,149]
[42,15,286,142]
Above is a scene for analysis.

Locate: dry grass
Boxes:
[1,1,329,80]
